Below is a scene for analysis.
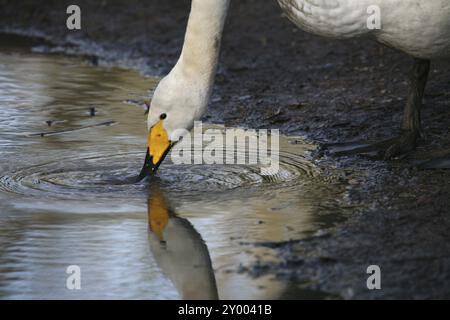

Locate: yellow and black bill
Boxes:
[137,119,173,180]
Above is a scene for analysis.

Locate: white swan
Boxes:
[142,0,450,173]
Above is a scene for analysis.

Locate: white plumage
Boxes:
[146,0,450,162]
[278,0,450,59]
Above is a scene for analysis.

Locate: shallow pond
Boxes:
[0,36,348,299]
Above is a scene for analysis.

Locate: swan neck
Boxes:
[178,0,230,78]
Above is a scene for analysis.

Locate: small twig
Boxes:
[29,121,116,137]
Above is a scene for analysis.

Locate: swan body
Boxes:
[278,0,450,59]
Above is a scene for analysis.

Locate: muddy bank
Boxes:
[1,0,450,299]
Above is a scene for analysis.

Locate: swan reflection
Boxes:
[147,185,219,300]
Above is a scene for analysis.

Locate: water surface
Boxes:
[0,36,348,299]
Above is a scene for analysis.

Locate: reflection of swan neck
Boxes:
[147,188,219,300]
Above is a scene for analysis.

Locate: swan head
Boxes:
[139,68,210,177]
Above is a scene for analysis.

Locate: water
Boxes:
[0,35,348,299]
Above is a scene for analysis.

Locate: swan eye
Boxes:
[160,113,167,120]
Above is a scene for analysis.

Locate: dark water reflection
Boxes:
[0,35,349,299]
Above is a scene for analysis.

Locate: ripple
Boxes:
[0,144,317,200]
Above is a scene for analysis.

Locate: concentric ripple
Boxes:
[0,144,317,200]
